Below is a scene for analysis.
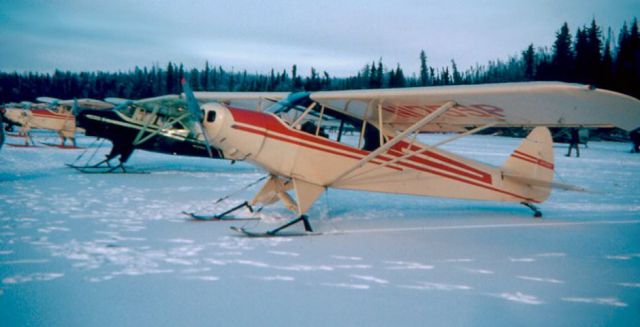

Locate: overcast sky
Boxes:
[0,0,638,76]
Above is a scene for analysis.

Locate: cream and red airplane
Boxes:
[2,97,114,147]
[189,82,640,236]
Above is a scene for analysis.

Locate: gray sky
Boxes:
[0,0,638,76]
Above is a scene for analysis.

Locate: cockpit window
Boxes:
[206,110,216,123]
[264,92,313,115]
[267,92,382,151]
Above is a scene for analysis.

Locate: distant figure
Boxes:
[631,130,640,153]
[566,128,580,157]
[0,114,4,150]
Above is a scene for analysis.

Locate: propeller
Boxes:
[35,97,61,111]
[104,97,134,111]
[20,101,33,109]
[182,78,214,158]
[72,98,80,116]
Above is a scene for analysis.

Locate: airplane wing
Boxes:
[137,96,191,118]
[192,92,288,111]
[310,82,640,132]
[36,97,60,105]
[37,97,114,110]
[63,99,114,110]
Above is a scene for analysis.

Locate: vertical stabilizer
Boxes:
[502,127,554,203]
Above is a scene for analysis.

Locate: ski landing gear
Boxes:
[66,161,131,174]
[182,201,260,221]
[521,202,542,218]
[229,176,325,237]
[231,215,321,237]
[66,139,140,174]
[190,175,324,237]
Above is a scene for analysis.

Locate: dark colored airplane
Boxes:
[71,85,286,172]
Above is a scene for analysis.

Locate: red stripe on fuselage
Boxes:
[30,109,73,120]
[230,108,374,158]
[231,124,401,170]
[390,142,493,184]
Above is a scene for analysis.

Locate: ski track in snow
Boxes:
[399,282,473,291]
[1,132,639,324]
[516,276,565,284]
[493,292,545,305]
[561,297,628,307]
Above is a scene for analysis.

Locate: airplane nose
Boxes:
[202,104,268,161]
[201,103,232,146]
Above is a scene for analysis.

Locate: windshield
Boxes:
[264,92,312,115]
[265,92,381,151]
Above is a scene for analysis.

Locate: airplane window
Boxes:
[265,92,311,115]
[207,110,216,123]
[266,93,381,151]
[310,105,377,149]
[362,124,381,151]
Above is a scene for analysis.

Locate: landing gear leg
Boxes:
[231,215,314,237]
[521,202,542,218]
[267,215,313,235]
[183,201,259,221]
[214,201,255,219]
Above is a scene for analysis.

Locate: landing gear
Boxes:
[190,175,324,237]
[231,215,318,237]
[66,161,129,174]
[183,201,260,221]
[521,202,542,218]
[66,139,138,173]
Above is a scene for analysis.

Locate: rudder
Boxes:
[502,127,554,202]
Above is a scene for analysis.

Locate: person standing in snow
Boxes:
[630,130,640,153]
[566,128,580,157]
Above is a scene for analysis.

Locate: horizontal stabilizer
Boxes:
[503,173,587,192]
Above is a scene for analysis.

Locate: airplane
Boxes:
[72,89,286,173]
[2,98,114,147]
[189,82,640,237]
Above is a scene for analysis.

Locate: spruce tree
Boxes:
[522,44,535,80]
[419,50,429,86]
[551,22,574,81]
[574,27,589,83]
[202,61,210,91]
[166,62,174,94]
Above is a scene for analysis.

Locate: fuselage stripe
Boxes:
[512,150,554,170]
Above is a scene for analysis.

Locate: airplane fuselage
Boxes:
[204,105,552,205]
[4,107,76,138]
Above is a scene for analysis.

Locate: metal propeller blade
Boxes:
[182,78,214,158]
[72,98,79,116]
[104,98,134,111]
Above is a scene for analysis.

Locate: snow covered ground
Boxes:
[1,130,639,326]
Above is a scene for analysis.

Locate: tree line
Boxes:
[0,18,638,104]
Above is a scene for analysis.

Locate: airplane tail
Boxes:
[501,127,555,203]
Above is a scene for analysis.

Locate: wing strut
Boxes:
[132,112,190,146]
[343,123,498,182]
[328,100,457,186]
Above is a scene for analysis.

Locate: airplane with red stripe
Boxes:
[2,98,113,147]
[186,82,640,236]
